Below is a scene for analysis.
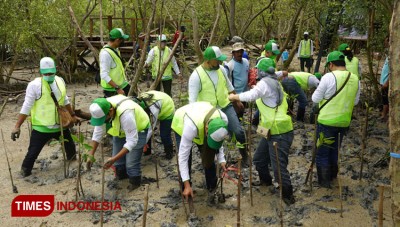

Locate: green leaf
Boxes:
[83,144,93,151]
[71,134,79,142]
[79,133,85,144]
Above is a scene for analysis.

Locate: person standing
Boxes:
[228,58,295,204]
[172,102,229,204]
[12,57,78,177]
[312,51,360,188]
[338,43,362,79]
[297,31,314,73]
[188,46,248,167]
[281,72,321,121]
[229,36,249,60]
[145,34,182,96]
[99,28,131,97]
[87,95,150,190]
[138,90,175,159]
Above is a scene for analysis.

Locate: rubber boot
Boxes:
[115,166,128,180]
[317,166,331,188]
[330,165,338,180]
[282,185,295,205]
[239,148,249,168]
[163,144,174,160]
[127,176,141,191]
[296,107,306,122]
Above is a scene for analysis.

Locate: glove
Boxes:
[11,128,20,141]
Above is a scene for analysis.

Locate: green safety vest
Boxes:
[195,66,230,108]
[318,70,359,127]
[140,90,175,120]
[31,76,66,128]
[171,102,223,145]
[152,46,173,80]
[256,87,293,135]
[300,39,311,58]
[106,95,150,138]
[290,72,313,90]
[100,46,128,91]
[345,56,360,79]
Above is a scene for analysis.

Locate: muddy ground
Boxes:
[0,50,393,226]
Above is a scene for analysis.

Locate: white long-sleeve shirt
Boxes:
[145,47,181,75]
[99,47,118,83]
[312,71,360,105]
[146,100,162,142]
[92,109,139,151]
[297,39,314,57]
[179,111,228,182]
[239,77,281,107]
[188,66,235,107]
[20,77,70,129]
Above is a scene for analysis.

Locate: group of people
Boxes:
[12,27,365,209]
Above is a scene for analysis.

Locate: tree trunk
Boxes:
[229,0,237,37]
[208,0,222,46]
[276,3,303,62]
[100,0,104,46]
[389,1,400,226]
[283,10,304,70]
[238,0,275,37]
[221,0,231,39]
[128,0,157,96]
[191,2,204,64]
[265,0,277,42]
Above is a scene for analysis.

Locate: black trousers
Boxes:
[103,84,132,98]
[154,79,172,97]
[300,57,312,72]
[21,129,76,172]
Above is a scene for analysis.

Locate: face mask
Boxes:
[43,75,55,83]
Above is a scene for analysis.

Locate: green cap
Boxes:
[338,43,350,52]
[203,46,227,61]
[109,28,129,40]
[89,98,111,126]
[256,58,276,73]
[325,51,345,67]
[264,41,280,55]
[314,72,322,80]
[207,118,228,150]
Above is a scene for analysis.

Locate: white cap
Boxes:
[158,34,167,41]
[210,127,229,142]
[39,57,56,74]
[89,103,106,119]
[304,31,309,35]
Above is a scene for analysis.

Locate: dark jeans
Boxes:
[253,131,294,187]
[154,79,172,97]
[103,84,132,98]
[281,78,308,109]
[22,129,76,172]
[175,134,218,190]
[221,104,246,145]
[159,119,173,146]
[300,57,312,72]
[315,124,348,168]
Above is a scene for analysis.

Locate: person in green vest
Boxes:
[281,71,321,121]
[99,28,131,97]
[228,58,295,205]
[11,57,79,177]
[338,43,361,79]
[172,102,229,204]
[144,34,182,97]
[258,39,280,63]
[297,31,314,73]
[312,51,360,188]
[87,95,150,191]
[137,90,175,159]
[188,46,248,167]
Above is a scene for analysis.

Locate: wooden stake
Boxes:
[1,129,18,193]
[338,132,343,218]
[100,143,105,227]
[59,114,68,178]
[247,102,254,206]
[378,185,384,227]
[171,133,188,218]
[142,184,149,227]
[237,157,242,227]
[273,142,283,227]
[305,113,318,191]
[360,104,369,181]
[151,116,159,188]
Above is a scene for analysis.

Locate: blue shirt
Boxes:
[227,58,249,94]
[380,57,389,85]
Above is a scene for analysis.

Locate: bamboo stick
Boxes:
[151,116,159,188]
[247,102,254,206]
[1,129,18,193]
[338,133,343,218]
[360,104,369,181]
[273,142,283,227]
[59,114,68,178]
[237,157,242,227]
[142,184,149,227]
[378,185,384,227]
[100,143,105,227]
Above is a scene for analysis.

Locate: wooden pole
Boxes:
[59,114,68,178]
[237,157,242,227]
[99,0,104,46]
[1,129,18,193]
[75,124,81,201]
[305,113,318,190]
[247,102,254,206]
[151,116,159,188]
[100,143,105,227]
[273,142,283,227]
[142,184,149,227]
[360,103,369,181]
[378,185,384,227]
[338,132,343,218]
